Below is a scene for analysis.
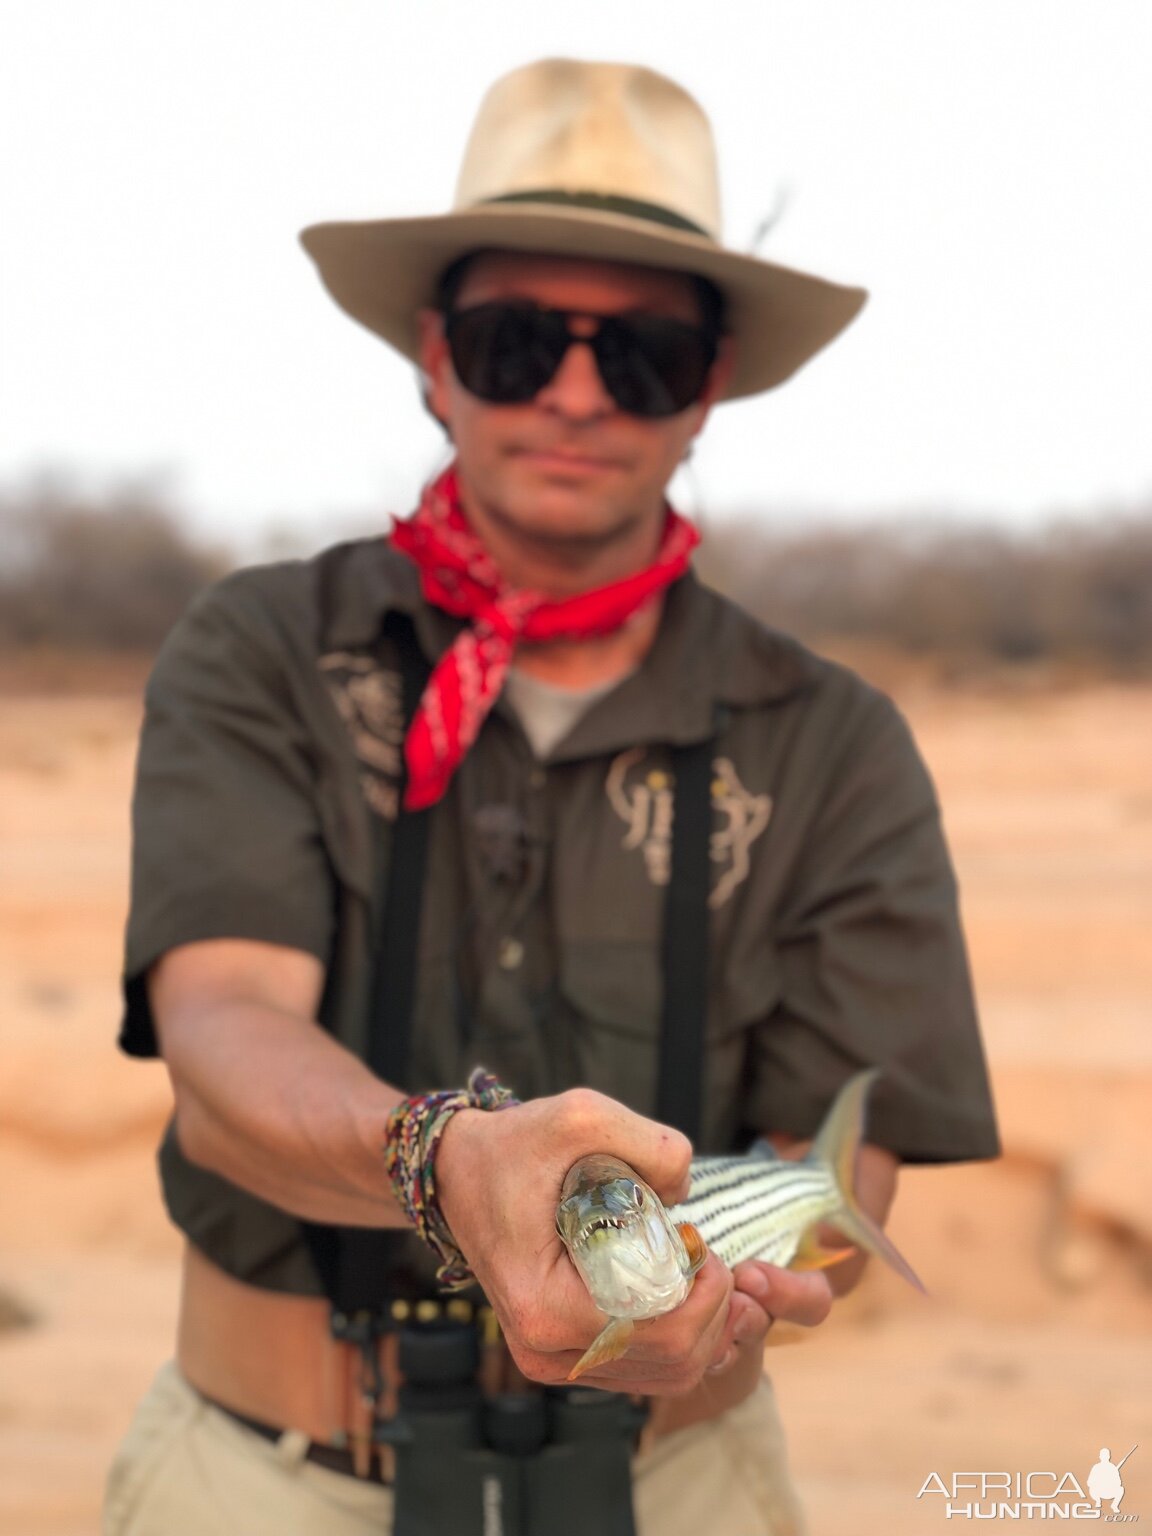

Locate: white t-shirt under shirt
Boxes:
[502,666,631,758]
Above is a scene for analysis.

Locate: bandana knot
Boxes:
[389,465,699,810]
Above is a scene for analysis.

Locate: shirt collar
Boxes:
[545,570,817,759]
[317,540,818,753]
[319,538,461,662]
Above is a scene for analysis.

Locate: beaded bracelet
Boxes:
[383,1066,520,1289]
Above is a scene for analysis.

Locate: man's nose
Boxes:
[535,337,615,420]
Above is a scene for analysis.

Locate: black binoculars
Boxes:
[379,1317,647,1536]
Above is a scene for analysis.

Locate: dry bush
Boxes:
[698,511,1152,677]
[0,477,231,652]
[2,473,1149,677]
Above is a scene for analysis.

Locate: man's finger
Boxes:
[731,1261,833,1328]
[729,1291,773,1347]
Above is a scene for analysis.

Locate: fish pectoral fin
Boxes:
[790,1228,859,1272]
[567,1317,636,1381]
[676,1221,709,1275]
[764,1321,810,1349]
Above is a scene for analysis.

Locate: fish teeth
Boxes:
[579,1216,629,1244]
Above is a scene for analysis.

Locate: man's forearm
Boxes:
[159,997,410,1227]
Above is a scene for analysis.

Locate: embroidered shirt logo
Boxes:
[319,650,405,820]
[605,749,772,908]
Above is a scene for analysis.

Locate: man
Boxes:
[105,58,998,1536]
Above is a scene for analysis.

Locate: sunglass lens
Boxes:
[596,315,717,417]
[445,303,717,417]
[445,304,566,404]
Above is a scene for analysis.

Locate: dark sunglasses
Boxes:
[442,301,720,418]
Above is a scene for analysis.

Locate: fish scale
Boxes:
[670,1153,839,1269]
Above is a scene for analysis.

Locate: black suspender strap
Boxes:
[301,614,432,1316]
[656,738,714,1146]
[368,627,432,1086]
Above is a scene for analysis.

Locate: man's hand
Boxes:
[709,1262,833,1374]
[436,1089,741,1396]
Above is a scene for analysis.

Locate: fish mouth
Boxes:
[577,1215,636,1245]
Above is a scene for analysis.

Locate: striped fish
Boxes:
[556,1069,923,1380]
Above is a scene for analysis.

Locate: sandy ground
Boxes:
[1,663,1150,1534]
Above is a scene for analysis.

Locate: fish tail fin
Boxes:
[809,1069,926,1294]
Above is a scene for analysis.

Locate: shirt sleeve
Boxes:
[119,570,336,1057]
[744,685,1000,1163]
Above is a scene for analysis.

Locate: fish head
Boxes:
[556,1155,694,1320]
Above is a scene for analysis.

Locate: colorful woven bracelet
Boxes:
[383,1066,520,1289]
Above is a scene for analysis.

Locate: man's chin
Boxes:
[494,477,640,549]
[497,502,635,554]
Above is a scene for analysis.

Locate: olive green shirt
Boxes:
[121,538,998,1294]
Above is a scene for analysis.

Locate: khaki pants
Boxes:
[103,1361,807,1536]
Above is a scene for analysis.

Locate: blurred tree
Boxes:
[696,508,1152,677]
[2,470,1148,675]
[0,473,231,651]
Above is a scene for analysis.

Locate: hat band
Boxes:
[481,188,712,239]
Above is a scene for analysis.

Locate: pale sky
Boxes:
[2,1,1149,548]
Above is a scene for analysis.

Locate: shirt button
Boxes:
[498,937,525,971]
[529,767,547,789]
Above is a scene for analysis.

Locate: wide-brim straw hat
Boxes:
[300,58,866,401]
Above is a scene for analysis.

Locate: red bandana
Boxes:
[390,465,699,810]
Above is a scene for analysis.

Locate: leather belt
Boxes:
[200,1389,393,1486]
[177,1245,764,1476]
